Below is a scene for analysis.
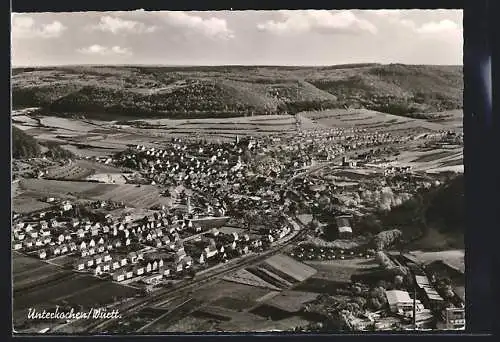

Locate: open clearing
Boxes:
[13,252,69,290]
[291,258,380,293]
[304,258,379,282]
[17,178,167,209]
[39,117,97,132]
[168,309,310,333]
[189,280,273,306]
[263,254,317,282]
[13,272,138,325]
[263,290,320,313]
[216,313,311,332]
[12,195,53,214]
[301,109,460,133]
[386,146,463,173]
[62,281,139,308]
[218,226,247,235]
[409,250,464,273]
[45,163,95,180]
[223,268,281,290]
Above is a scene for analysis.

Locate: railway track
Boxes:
[77,224,306,334]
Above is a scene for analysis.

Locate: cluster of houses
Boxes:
[115,139,253,186]
[75,249,176,285]
[12,188,296,287]
[383,165,413,176]
[185,228,261,264]
[100,130,411,239]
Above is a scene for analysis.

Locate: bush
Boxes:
[369,297,383,310]
[375,251,393,268]
[373,229,402,250]
[394,275,404,287]
[43,143,75,160]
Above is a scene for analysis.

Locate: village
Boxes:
[12,118,465,333]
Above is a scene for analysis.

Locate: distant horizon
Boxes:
[11,62,463,69]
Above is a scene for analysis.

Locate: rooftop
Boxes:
[385,290,413,305]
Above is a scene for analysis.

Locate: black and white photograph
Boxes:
[11,9,465,334]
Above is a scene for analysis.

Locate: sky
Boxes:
[11,10,463,67]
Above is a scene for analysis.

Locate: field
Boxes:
[223,268,282,290]
[291,258,380,293]
[44,163,95,180]
[13,253,70,290]
[217,226,247,235]
[188,280,273,306]
[44,160,124,181]
[304,258,379,283]
[12,195,53,214]
[386,146,463,174]
[39,117,97,132]
[13,107,463,160]
[13,258,139,328]
[247,266,294,289]
[408,250,465,273]
[12,115,39,126]
[45,254,78,267]
[168,308,311,333]
[223,255,318,292]
[300,109,459,133]
[263,290,320,313]
[61,281,139,308]
[12,114,299,157]
[85,173,128,184]
[159,315,219,332]
[263,254,318,282]
[14,274,101,310]
[17,178,168,209]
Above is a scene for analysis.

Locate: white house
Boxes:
[385,290,425,316]
[125,269,134,279]
[94,255,103,265]
[95,265,103,276]
[74,260,85,270]
[38,249,47,259]
[62,202,73,211]
[120,257,128,267]
[142,274,162,285]
[112,269,126,282]
[134,266,145,276]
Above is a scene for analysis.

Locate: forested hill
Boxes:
[12,64,462,119]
